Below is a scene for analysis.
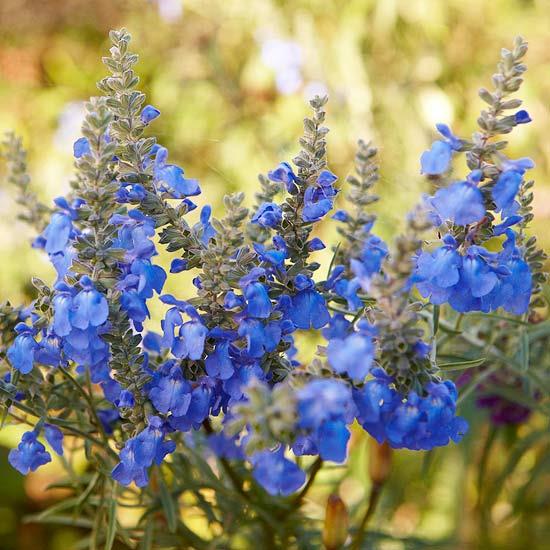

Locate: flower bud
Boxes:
[368,440,392,486]
[322,494,348,550]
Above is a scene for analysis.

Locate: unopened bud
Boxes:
[369,440,392,486]
[322,494,348,550]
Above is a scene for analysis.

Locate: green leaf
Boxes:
[484,429,549,511]
[158,470,178,533]
[432,305,440,335]
[104,485,117,550]
[139,518,154,550]
[438,357,486,371]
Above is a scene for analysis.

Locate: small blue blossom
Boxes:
[431,174,486,226]
[8,431,52,474]
[251,202,282,228]
[7,323,37,374]
[514,110,531,124]
[73,137,90,158]
[149,365,192,416]
[492,170,522,218]
[43,212,73,254]
[289,275,329,330]
[140,105,161,124]
[44,424,64,456]
[251,447,305,496]
[268,162,298,194]
[420,124,462,176]
[327,331,374,381]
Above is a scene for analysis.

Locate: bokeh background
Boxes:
[0,0,549,548]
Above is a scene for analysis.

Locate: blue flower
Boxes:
[240,268,272,319]
[501,156,534,174]
[251,447,305,496]
[350,233,388,290]
[70,277,109,330]
[420,141,453,175]
[140,105,161,124]
[289,275,329,329]
[420,124,462,175]
[154,146,200,197]
[194,205,216,244]
[7,323,37,374]
[112,416,175,487]
[297,379,355,462]
[8,431,52,474]
[73,137,90,158]
[43,212,73,254]
[268,162,298,194]
[238,319,281,358]
[327,332,374,381]
[205,340,235,379]
[431,174,485,226]
[415,235,462,304]
[492,170,522,218]
[302,185,333,222]
[170,258,188,273]
[307,237,325,251]
[160,297,207,360]
[514,110,531,124]
[44,424,64,456]
[252,202,282,228]
[149,365,192,416]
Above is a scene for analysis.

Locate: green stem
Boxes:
[351,483,383,550]
[59,366,109,444]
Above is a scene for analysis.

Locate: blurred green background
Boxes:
[0,0,549,548]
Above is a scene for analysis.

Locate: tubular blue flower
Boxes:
[238,319,281,358]
[307,237,325,251]
[154,146,200,197]
[170,258,188,273]
[415,235,462,304]
[8,431,52,474]
[431,177,485,226]
[149,366,192,416]
[492,170,522,217]
[116,389,136,409]
[268,162,298,194]
[194,205,216,244]
[500,156,534,174]
[43,212,73,254]
[7,324,37,374]
[251,447,305,496]
[297,379,355,462]
[302,185,333,222]
[317,420,350,462]
[73,137,90,158]
[44,424,64,456]
[251,202,283,228]
[327,331,374,381]
[70,277,109,329]
[140,105,161,124]
[112,416,176,487]
[240,268,272,319]
[420,141,452,175]
[514,110,531,124]
[350,233,388,290]
[173,319,208,360]
[205,340,235,379]
[289,275,329,330]
[420,124,462,175]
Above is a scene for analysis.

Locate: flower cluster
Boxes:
[0,31,542,505]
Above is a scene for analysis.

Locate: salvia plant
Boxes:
[0,30,548,549]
